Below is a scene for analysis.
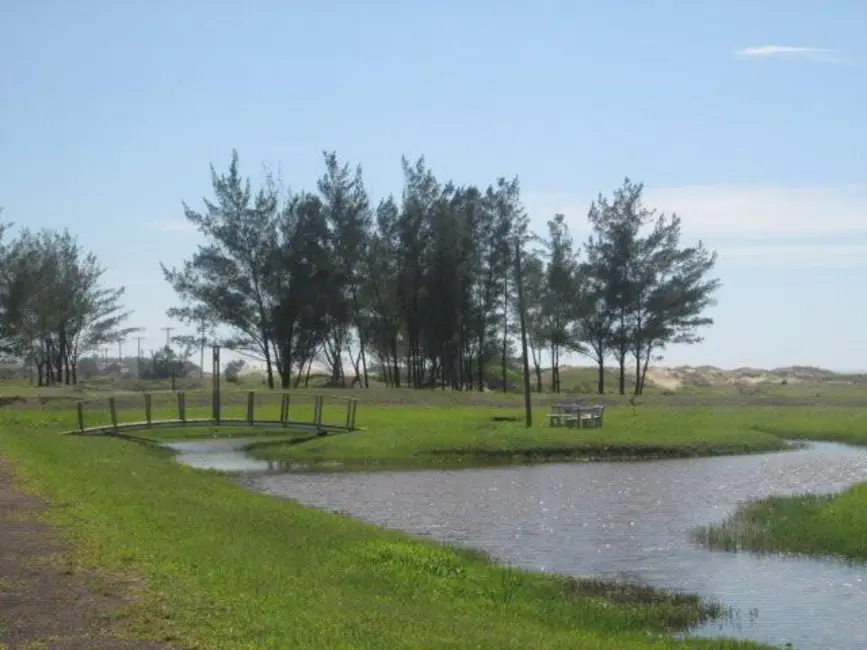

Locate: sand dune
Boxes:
[642,364,854,390]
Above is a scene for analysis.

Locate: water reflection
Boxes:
[163,438,295,473]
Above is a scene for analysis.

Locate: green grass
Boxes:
[241,405,794,471]
[0,410,772,649]
[77,398,867,472]
[739,406,867,446]
[691,406,867,562]
[6,394,867,649]
[676,406,867,563]
[694,485,867,562]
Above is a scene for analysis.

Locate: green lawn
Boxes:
[241,405,794,470]
[740,406,867,446]
[0,409,773,649]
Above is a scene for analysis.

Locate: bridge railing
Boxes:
[68,390,360,436]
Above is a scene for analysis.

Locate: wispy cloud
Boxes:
[735,45,843,64]
[522,184,867,268]
[719,242,867,268]
[524,185,867,236]
[647,185,867,235]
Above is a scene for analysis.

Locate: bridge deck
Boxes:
[64,418,354,436]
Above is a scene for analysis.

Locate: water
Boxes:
[170,440,867,650]
[163,437,314,473]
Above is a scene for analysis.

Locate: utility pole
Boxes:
[161,326,175,390]
[515,239,533,428]
[117,337,125,365]
[160,327,173,350]
[198,318,207,380]
[135,336,145,377]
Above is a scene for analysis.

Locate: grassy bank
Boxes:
[0,412,772,649]
[241,405,797,471]
[695,484,867,562]
[686,407,867,563]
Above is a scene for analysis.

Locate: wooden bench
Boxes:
[547,402,604,429]
[571,405,605,429]
[546,401,581,427]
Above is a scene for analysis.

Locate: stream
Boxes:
[166,438,867,650]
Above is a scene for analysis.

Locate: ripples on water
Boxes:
[173,440,867,650]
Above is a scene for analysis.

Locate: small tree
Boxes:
[225,359,245,383]
[582,178,719,395]
[541,214,580,393]
[162,150,281,388]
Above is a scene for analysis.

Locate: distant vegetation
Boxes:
[3,154,720,396]
[0,215,136,386]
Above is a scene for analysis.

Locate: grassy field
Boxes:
[242,405,793,470]
[0,409,774,649]
[3,378,867,648]
[57,392,852,470]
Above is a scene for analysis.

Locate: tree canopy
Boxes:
[1,153,719,396]
[164,154,720,394]
[0,214,138,385]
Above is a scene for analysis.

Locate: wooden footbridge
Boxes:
[64,345,360,436]
[67,391,360,436]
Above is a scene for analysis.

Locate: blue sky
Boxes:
[2,1,866,370]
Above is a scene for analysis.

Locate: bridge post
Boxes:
[76,401,85,433]
[314,394,324,429]
[280,393,290,425]
[212,345,221,424]
[144,393,152,427]
[344,399,353,430]
[178,391,186,423]
[108,397,118,435]
[349,399,359,430]
[247,391,255,424]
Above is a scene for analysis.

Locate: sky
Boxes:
[2,0,866,371]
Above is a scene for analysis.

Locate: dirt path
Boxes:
[0,458,167,650]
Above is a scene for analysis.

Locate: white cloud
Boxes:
[523,184,867,236]
[719,243,867,268]
[734,45,842,64]
[522,184,867,268]
[649,185,867,235]
[146,219,197,234]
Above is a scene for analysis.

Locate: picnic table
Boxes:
[546,400,605,429]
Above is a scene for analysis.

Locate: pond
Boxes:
[169,438,867,650]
